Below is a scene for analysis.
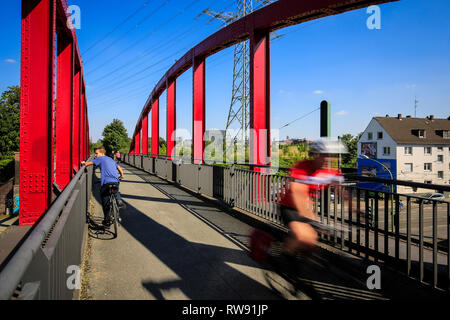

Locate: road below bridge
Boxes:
[81,163,438,300]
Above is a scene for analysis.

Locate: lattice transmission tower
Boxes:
[203,0,274,144]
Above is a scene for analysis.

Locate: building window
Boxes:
[437,155,443,163]
[404,147,412,155]
[383,147,390,155]
[368,132,373,140]
[424,163,432,171]
[438,171,444,179]
[424,180,432,184]
[424,147,432,155]
[377,132,383,139]
[418,129,426,138]
[436,130,450,139]
[404,163,413,172]
[437,146,443,151]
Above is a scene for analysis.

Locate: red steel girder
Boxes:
[136,130,141,155]
[151,99,160,157]
[142,113,149,156]
[72,69,81,172]
[55,35,73,190]
[250,31,270,168]
[192,58,205,164]
[166,80,176,160]
[20,0,56,226]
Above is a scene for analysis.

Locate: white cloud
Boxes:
[313,90,323,95]
[336,110,348,116]
[5,59,16,63]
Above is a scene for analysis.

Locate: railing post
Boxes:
[19,0,56,226]
[192,57,205,164]
[152,99,159,157]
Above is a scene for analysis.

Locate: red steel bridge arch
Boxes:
[129,0,396,164]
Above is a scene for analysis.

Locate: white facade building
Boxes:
[357,114,450,194]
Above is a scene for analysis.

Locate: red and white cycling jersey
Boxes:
[279,160,343,208]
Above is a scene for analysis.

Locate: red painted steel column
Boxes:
[72,68,81,172]
[55,35,73,190]
[166,80,176,160]
[80,87,85,161]
[192,57,205,164]
[135,130,141,155]
[250,31,271,169]
[142,114,148,156]
[19,0,56,226]
[151,99,159,157]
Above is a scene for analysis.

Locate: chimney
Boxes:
[397,114,402,120]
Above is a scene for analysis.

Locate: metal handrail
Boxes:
[0,158,92,300]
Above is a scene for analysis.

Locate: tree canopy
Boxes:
[0,86,20,159]
[340,133,361,168]
[101,119,130,155]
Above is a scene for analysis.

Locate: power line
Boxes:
[84,0,171,66]
[84,0,199,70]
[82,1,151,56]
[279,107,320,129]
[86,19,207,83]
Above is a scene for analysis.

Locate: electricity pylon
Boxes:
[203,0,274,146]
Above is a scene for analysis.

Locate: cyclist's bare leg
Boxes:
[282,221,318,256]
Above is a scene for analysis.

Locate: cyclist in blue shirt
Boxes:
[82,146,126,226]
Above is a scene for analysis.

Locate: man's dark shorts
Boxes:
[278,204,314,226]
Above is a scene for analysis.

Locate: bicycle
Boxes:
[249,220,350,300]
[106,184,121,238]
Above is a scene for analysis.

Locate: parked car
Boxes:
[415,193,445,204]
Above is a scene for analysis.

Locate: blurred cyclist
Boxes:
[278,139,347,257]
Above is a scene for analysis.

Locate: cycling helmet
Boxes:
[309,138,348,154]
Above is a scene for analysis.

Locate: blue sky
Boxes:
[1,0,450,143]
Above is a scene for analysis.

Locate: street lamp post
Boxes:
[360,155,395,232]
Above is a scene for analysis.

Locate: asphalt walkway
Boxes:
[83,163,443,300]
[83,165,279,300]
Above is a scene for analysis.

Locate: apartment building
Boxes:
[357,114,450,194]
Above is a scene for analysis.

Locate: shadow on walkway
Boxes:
[116,164,391,300]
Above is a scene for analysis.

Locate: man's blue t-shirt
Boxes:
[92,156,119,186]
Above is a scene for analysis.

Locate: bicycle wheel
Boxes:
[110,194,118,238]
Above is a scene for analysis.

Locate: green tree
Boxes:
[340,133,361,168]
[102,119,130,156]
[0,86,20,159]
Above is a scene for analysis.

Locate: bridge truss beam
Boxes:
[20,0,89,226]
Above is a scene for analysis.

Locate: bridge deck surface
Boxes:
[82,164,435,300]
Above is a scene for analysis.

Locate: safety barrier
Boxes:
[123,154,449,292]
[0,160,93,300]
